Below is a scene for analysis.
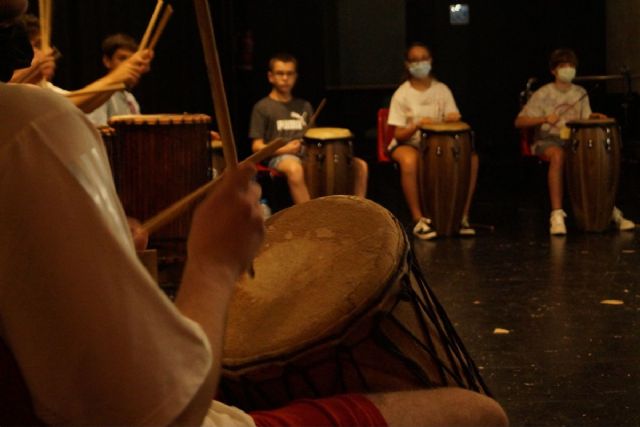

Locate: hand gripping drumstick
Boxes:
[141,138,286,235]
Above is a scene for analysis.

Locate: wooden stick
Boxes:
[148,4,173,50]
[65,83,126,98]
[139,0,163,51]
[308,97,327,128]
[193,0,238,170]
[40,0,51,53]
[141,138,286,235]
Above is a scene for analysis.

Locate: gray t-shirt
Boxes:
[249,97,313,144]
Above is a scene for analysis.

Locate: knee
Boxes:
[547,148,565,166]
[355,158,368,176]
[284,162,305,183]
[398,157,418,175]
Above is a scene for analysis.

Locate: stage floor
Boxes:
[372,157,640,426]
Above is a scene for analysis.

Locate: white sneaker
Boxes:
[550,209,567,235]
[459,217,476,236]
[611,206,635,231]
[413,217,437,240]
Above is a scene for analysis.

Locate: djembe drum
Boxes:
[303,127,355,198]
[419,122,473,236]
[220,196,490,411]
[108,114,212,244]
[565,119,621,232]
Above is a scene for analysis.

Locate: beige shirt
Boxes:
[0,83,253,427]
[387,79,460,149]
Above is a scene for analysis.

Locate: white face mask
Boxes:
[557,66,576,83]
[408,61,432,79]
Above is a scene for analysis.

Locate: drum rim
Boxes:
[108,113,212,125]
[304,127,353,140]
[420,121,471,132]
[566,118,617,127]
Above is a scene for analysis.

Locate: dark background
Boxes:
[34,0,635,167]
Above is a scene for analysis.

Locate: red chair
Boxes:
[519,128,549,162]
[377,108,395,163]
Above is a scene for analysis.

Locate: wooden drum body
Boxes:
[108,114,212,243]
[220,196,489,411]
[303,127,355,198]
[419,122,472,236]
[565,119,621,232]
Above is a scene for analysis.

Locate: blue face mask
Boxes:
[408,61,431,78]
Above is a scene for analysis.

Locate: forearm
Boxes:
[394,123,419,142]
[69,75,121,113]
[515,115,546,129]
[172,262,238,422]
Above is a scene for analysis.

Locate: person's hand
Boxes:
[107,49,154,88]
[546,113,559,125]
[281,139,302,154]
[32,47,56,82]
[444,112,461,122]
[187,162,264,283]
[127,217,149,251]
[418,117,435,127]
[590,112,608,119]
[210,130,221,141]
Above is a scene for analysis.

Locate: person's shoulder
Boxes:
[253,96,273,108]
[571,84,587,95]
[0,83,78,122]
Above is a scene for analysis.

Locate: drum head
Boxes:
[224,196,405,367]
[420,121,470,133]
[566,118,617,127]
[108,113,211,126]
[304,127,353,140]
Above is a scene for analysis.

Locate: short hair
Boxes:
[404,42,431,61]
[101,33,138,58]
[268,52,297,71]
[18,13,38,42]
[549,48,578,70]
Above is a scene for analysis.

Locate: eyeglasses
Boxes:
[272,71,296,77]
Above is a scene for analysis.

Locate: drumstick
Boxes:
[308,98,327,128]
[39,0,51,53]
[65,83,126,98]
[139,0,163,51]
[141,137,286,235]
[193,0,238,170]
[148,4,173,50]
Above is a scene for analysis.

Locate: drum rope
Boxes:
[408,255,493,396]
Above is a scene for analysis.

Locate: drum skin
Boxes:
[419,122,472,236]
[220,196,489,410]
[107,114,211,243]
[303,127,354,198]
[565,119,620,232]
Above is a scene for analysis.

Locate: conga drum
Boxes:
[303,127,355,198]
[220,196,490,411]
[108,114,212,244]
[419,122,473,236]
[565,118,621,232]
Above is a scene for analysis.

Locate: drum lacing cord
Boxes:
[408,254,493,396]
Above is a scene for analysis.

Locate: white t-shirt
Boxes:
[0,83,254,427]
[518,82,592,141]
[87,90,141,127]
[387,79,460,149]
